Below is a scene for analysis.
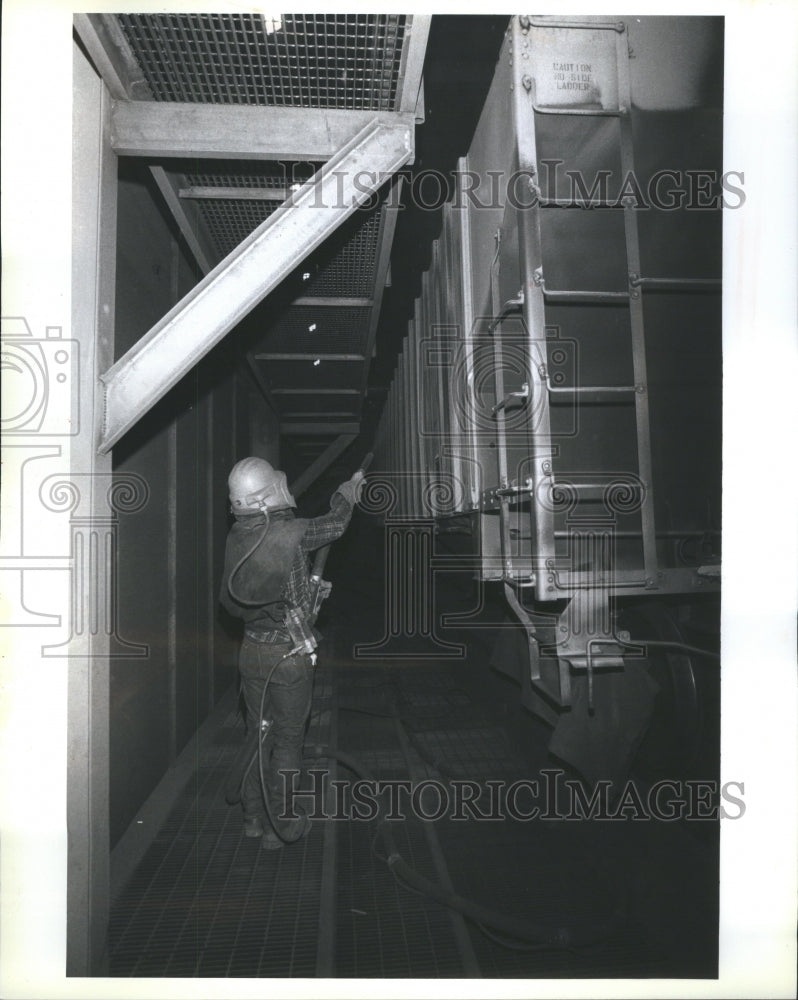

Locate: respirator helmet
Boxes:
[228,457,296,514]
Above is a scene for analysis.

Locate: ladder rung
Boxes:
[630,277,721,293]
[529,18,626,32]
[533,105,625,117]
[539,198,620,209]
[543,289,629,304]
[547,384,638,395]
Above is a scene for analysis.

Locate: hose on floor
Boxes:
[303,745,624,952]
[227,674,624,949]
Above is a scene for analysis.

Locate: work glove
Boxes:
[336,469,365,506]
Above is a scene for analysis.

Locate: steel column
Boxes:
[511,19,558,595]
[456,159,480,509]
[98,119,413,453]
[397,15,432,114]
[68,38,118,975]
[615,27,658,583]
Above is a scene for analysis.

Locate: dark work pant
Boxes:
[238,637,314,830]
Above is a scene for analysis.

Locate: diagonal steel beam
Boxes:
[73,13,152,100]
[290,433,357,499]
[150,166,216,275]
[98,118,413,454]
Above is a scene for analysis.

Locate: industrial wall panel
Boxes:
[174,368,213,754]
[111,168,183,847]
[111,165,246,844]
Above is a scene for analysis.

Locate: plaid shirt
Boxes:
[283,493,353,619]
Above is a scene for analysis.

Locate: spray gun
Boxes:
[308,451,373,624]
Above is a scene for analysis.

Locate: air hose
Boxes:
[256,651,311,844]
[228,703,623,946]
[226,648,309,845]
[303,745,624,952]
[226,511,271,607]
[616,635,720,661]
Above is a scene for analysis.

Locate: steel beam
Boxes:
[73,13,152,101]
[290,433,358,498]
[150,167,216,275]
[111,101,416,162]
[74,19,219,278]
[271,388,361,396]
[397,15,431,113]
[291,296,373,307]
[282,423,360,436]
[179,185,289,202]
[256,353,365,362]
[98,118,413,453]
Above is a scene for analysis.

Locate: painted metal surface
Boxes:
[372,15,721,704]
[99,118,413,453]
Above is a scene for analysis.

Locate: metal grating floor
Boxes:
[108,656,719,978]
[118,13,407,110]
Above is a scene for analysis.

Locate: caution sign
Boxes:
[530,26,620,110]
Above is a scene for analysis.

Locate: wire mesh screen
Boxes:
[301,209,384,297]
[117,13,407,109]
[198,199,281,259]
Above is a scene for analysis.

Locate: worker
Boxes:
[219,456,364,849]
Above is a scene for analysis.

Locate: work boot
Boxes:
[260,827,283,851]
[261,813,311,850]
[242,814,264,838]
